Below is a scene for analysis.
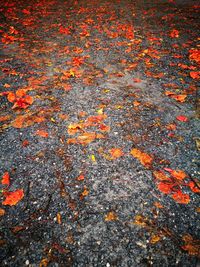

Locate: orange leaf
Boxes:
[153,170,171,181]
[57,212,62,224]
[77,174,84,181]
[0,208,5,216]
[187,181,200,193]
[190,71,200,80]
[130,148,153,166]
[3,189,24,206]
[7,92,16,103]
[172,191,190,204]
[170,170,187,180]
[105,211,118,221]
[35,130,49,138]
[109,148,124,159]
[0,115,11,122]
[165,91,187,102]
[189,49,200,64]
[68,123,83,135]
[1,172,10,186]
[157,182,173,194]
[16,89,27,97]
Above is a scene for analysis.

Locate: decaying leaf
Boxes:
[182,234,200,256]
[134,214,149,227]
[80,186,89,200]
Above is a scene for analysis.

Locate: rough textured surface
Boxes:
[0,0,199,266]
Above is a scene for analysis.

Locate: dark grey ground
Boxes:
[0,0,199,266]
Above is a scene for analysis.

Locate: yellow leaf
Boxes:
[97,108,103,115]
[91,154,96,162]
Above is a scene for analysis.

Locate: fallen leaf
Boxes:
[39,258,49,267]
[35,130,49,138]
[157,182,173,194]
[68,123,83,135]
[109,148,124,159]
[1,172,10,186]
[105,211,118,221]
[0,115,11,122]
[77,174,84,181]
[57,212,62,224]
[153,170,171,181]
[187,181,200,193]
[189,48,200,64]
[99,124,110,132]
[165,91,187,102]
[150,234,161,244]
[170,170,187,180]
[134,214,148,227]
[182,234,200,256]
[170,29,179,38]
[3,189,24,206]
[0,208,5,216]
[22,140,29,147]
[130,148,153,167]
[80,186,89,200]
[190,71,200,80]
[154,202,164,209]
[176,115,188,122]
[11,226,25,234]
[172,191,190,204]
